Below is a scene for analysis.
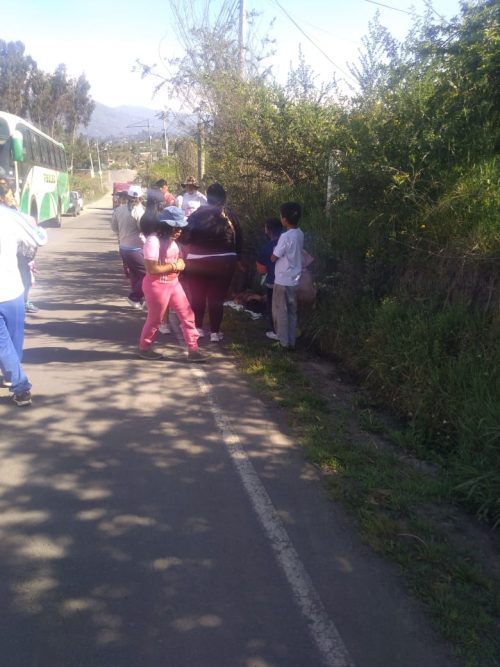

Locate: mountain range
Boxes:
[85,102,196,139]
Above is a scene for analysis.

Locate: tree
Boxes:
[0,40,37,116]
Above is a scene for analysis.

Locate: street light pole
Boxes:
[238,0,246,78]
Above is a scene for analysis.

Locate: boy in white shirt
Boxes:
[271,202,304,350]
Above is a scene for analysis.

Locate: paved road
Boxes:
[0,198,459,667]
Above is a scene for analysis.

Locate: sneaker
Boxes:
[12,390,32,406]
[187,349,210,363]
[138,348,164,360]
[210,332,224,342]
[196,328,206,338]
[127,298,143,310]
[0,376,12,388]
[159,323,171,334]
[266,331,279,341]
[25,301,39,313]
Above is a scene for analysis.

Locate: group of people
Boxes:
[110,177,244,362]
[0,171,305,408]
[111,176,305,361]
[0,171,48,407]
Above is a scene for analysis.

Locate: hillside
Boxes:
[85,102,195,139]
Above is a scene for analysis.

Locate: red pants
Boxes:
[139,276,199,351]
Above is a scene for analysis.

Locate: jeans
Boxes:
[272,284,298,348]
[0,294,31,394]
[119,247,145,303]
[185,256,236,332]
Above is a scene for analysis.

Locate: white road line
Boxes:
[189,363,355,667]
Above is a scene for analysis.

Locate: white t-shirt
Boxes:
[273,227,304,287]
[177,191,207,217]
[0,206,39,302]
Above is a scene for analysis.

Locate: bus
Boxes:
[0,111,70,226]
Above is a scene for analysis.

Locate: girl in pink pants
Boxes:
[138,207,209,363]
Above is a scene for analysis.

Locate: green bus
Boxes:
[0,111,70,226]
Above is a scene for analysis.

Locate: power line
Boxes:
[364,0,413,15]
[270,0,357,84]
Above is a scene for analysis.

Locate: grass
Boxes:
[223,309,500,667]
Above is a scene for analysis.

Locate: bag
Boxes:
[297,267,317,305]
[297,249,316,304]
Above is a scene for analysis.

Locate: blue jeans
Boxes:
[119,247,145,303]
[0,294,31,394]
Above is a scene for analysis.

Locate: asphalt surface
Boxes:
[0,197,460,667]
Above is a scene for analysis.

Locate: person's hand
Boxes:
[175,258,185,272]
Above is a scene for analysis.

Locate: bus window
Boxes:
[30,132,41,163]
[17,125,33,162]
[40,138,49,167]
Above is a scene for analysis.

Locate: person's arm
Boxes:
[271,234,286,263]
[144,257,185,275]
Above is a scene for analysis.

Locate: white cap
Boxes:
[127,185,143,198]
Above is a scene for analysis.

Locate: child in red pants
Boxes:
[138,207,209,363]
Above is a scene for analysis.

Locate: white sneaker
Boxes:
[266,331,279,340]
[210,332,224,342]
[159,323,171,334]
[196,328,206,338]
[127,298,143,310]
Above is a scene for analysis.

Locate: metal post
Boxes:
[96,139,104,191]
[238,0,246,78]
[87,137,95,178]
[163,113,169,156]
[197,120,205,185]
[148,120,153,164]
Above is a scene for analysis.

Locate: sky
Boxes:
[2,0,463,113]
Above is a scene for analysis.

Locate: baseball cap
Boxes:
[127,185,143,198]
[159,206,188,228]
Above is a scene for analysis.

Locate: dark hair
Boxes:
[0,184,9,198]
[206,183,227,206]
[140,210,177,239]
[280,202,301,226]
[265,217,282,238]
[154,179,168,188]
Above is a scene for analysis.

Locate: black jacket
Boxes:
[185,205,242,258]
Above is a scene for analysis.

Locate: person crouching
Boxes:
[138,207,209,363]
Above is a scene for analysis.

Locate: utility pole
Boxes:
[238,0,246,78]
[197,119,205,186]
[162,112,169,156]
[87,137,95,178]
[96,139,104,191]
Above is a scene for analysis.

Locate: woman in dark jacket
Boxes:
[183,184,243,342]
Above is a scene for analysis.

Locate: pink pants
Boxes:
[139,276,199,352]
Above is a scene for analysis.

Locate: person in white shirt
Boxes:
[176,176,207,218]
[110,185,146,308]
[271,202,304,350]
[0,205,40,406]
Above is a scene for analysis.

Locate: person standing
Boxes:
[255,217,283,341]
[0,181,41,313]
[271,202,304,350]
[138,207,209,363]
[151,179,176,206]
[183,184,242,342]
[0,205,40,406]
[110,185,146,309]
[176,176,207,218]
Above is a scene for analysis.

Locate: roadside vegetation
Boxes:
[155,0,499,528]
